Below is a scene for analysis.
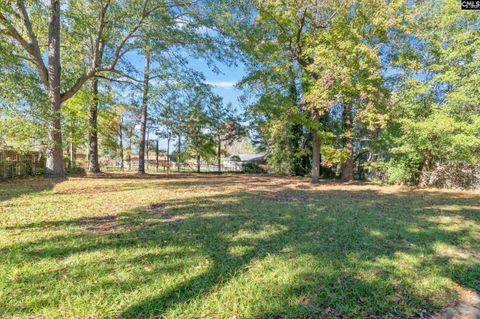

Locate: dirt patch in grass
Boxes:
[145,203,184,223]
[256,191,308,202]
[431,288,480,319]
[77,215,118,233]
[435,248,480,261]
[324,306,347,319]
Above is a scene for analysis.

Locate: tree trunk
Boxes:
[311,128,320,183]
[156,139,159,172]
[88,78,101,173]
[69,117,76,168]
[86,5,107,174]
[146,128,150,171]
[421,150,433,173]
[119,114,124,170]
[196,152,200,173]
[177,134,181,172]
[69,142,76,168]
[217,136,221,173]
[138,44,150,174]
[128,127,133,170]
[166,135,170,172]
[341,104,354,181]
[45,0,65,177]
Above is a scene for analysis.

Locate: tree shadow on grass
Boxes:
[0,177,63,203]
[1,181,479,318]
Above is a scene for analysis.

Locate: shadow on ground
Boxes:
[1,174,479,318]
[0,177,63,202]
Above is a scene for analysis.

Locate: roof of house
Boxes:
[225,153,265,162]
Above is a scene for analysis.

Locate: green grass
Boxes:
[1,173,479,318]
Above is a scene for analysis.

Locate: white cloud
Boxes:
[206,81,237,88]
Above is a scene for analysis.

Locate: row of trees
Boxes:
[1,0,479,186]
[0,0,233,176]
[159,88,243,172]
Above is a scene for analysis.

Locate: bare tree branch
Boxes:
[0,9,49,88]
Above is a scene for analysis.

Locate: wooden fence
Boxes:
[0,150,44,179]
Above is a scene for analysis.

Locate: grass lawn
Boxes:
[1,173,479,318]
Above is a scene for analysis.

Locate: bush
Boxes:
[66,167,86,176]
[243,162,267,174]
[385,157,421,185]
[32,168,45,176]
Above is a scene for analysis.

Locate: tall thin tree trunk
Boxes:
[177,134,181,172]
[146,128,150,171]
[88,78,101,173]
[311,128,320,183]
[138,43,150,174]
[156,139,159,172]
[69,142,76,168]
[217,135,221,173]
[166,135,170,172]
[196,152,200,173]
[68,122,75,168]
[341,104,354,181]
[86,6,106,174]
[128,127,133,170]
[119,113,124,170]
[45,0,65,177]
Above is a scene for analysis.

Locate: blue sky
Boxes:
[125,52,246,112]
[189,58,246,113]
[125,53,247,152]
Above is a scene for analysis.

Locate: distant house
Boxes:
[128,155,169,167]
[224,153,265,170]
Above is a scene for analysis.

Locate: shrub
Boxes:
[243,162,267,174]
[32,167,45,176]
[66,167,86,176]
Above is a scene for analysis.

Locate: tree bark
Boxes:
[88,78,101,173]
[217,135,221,173]
[128,127,133,170]
[311,127,320,183]
[138,43,150,174]
[86,4,107,174]
[341,103,354,181]
[177,134,181,172]
[196,152,201,173]
[119,113,124,170]
[156,139,159,172]
[45,0,65,177]
[146,128,150,171]
[166,135,170,172]
[69,122,76,168]
[69,142,76,168]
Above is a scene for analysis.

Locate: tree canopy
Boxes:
[0,0,478,188]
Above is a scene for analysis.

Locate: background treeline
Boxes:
[223,0,479,188]
[0,0,479,188]
[0,0,244,176]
